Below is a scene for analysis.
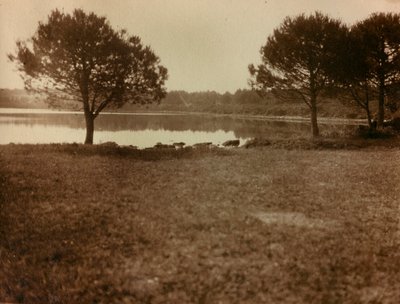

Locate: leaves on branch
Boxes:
[9,9,168,117]
[248,12,347,108]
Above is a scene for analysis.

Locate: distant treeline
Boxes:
[0,89,47,109]
[125,89,364,119]
[0,88,365,119]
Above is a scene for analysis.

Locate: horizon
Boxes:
[1,0,400,93]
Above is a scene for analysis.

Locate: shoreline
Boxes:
[0,107,368,125]
[1,134,399,152]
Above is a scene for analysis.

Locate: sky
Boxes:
[1,0,400,93]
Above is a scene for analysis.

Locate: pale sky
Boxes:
[1,0,400,93]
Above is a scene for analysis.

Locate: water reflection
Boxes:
[0,109,358,147]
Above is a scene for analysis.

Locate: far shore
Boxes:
[0,106,369,126]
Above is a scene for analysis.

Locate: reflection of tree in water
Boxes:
[1,113,357,139]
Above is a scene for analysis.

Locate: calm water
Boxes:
[0,108,359,148]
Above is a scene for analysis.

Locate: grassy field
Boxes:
[1,142,400,303]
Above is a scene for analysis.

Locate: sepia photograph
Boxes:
[1,0,400,302]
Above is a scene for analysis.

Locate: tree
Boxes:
[332,28,377,129]
[249,12,347,137]
[9,9,168,144]
[353,13,400,128]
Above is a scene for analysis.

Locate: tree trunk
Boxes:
[363,84,374,130]
[84,111,94,145]
[310,95,319,138]
[366,107,373,130]
[377,77,385,128]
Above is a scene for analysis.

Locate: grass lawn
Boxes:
[1,143,400,303]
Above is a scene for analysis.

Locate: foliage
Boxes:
[351,13,400,126]
[159,89,274,112]
[8,9,168,143]
[333,28,378,128]
[249,12,347,137]
[0,88,362,119]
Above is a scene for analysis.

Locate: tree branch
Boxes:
[93,91,115,118]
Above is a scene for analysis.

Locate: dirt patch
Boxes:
[251,211,338,229]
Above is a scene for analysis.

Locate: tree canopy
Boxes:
[9,9,168,144]
[328,12,400,130]
[249,12,347,137]
[352,13,400,127]
[329,25,377,128]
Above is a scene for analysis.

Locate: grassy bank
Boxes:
[1,143,400,303]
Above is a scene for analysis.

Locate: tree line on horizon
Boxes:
[8,9,400,143]
[0,87,361,120]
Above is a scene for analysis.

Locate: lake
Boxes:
[0,108,362,148]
